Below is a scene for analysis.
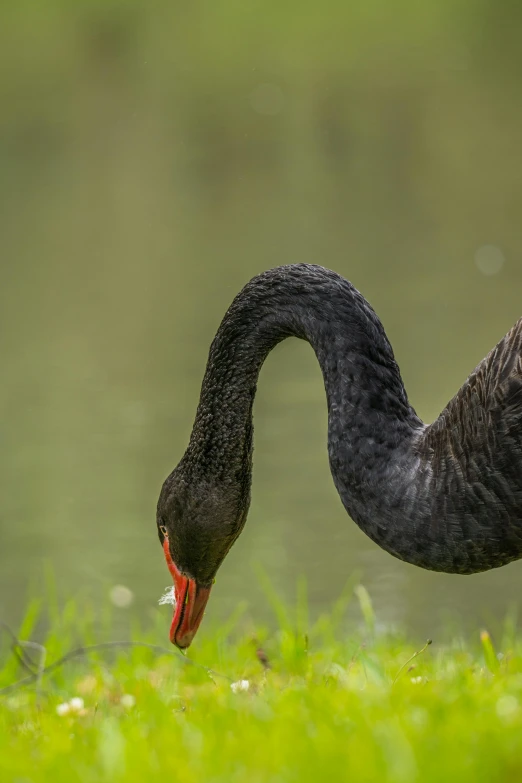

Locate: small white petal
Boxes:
[120,694,136,708]
[69,697,84,711]
[230,680,250,693]
[159,586,176,606]
[56,703,71,716]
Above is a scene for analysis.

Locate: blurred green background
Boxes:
[1,0,522,638]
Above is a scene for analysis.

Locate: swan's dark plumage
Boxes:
[157,264,522,607]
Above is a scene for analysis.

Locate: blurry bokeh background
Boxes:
[1,0,522,639]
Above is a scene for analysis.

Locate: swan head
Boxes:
[156,466,249,649]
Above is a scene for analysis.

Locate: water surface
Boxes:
[1,2,522,640]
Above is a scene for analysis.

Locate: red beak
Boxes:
[162,537,212,649]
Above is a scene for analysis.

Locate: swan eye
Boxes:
[159,525,168,538]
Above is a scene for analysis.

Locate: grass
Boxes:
[1,586,522,782]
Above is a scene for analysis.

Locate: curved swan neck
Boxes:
[183,265,423,492]
[160,264,522,595]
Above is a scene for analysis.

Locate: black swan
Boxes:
[157,264,522,648]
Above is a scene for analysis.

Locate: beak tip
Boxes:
[173,632,195,650]
[169,578,212,649]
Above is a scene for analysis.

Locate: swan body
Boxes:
[157,264,522,647]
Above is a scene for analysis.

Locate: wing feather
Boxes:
[416,318,522,571]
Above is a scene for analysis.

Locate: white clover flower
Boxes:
[57,697,85,715]
[159,586,176,606]
[120,694,136,708]
[230,680,250,693]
